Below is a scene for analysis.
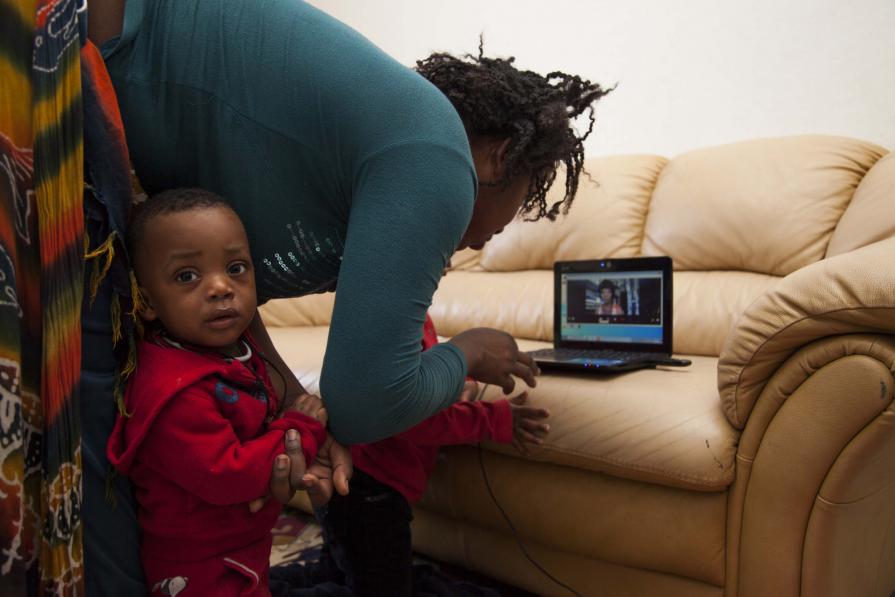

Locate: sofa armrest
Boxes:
[727,333,895,597]
[718,236,895,429]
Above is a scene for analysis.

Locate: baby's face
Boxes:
[136,206,257,355]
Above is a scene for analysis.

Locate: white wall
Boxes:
[309,0,895,158]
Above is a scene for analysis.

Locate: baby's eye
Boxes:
[229,262,248,275]
[175,270,198,283]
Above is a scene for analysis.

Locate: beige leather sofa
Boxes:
[261,135,895,597]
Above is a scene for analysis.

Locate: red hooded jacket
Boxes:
[107,337,325,595]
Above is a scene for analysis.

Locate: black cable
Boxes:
[476,442,583,597]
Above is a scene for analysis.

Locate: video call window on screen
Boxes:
[564,274,662,326]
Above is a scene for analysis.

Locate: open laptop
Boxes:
[529,256,690,373]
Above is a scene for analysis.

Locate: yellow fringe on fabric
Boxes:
[113,374,132,418]
[121,333,137,380]
[128,270,146,339]
[85,231,116,302]
[110,293,122,346]
[128,270,144,319]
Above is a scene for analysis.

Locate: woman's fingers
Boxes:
[301,474,329,508]
[510,361,537,389]
[284,429,307,489]
[507,350,539,391]
[514,351,540,384]
[270,454,292,504]
[500,374,516,394]
[268,429,307,507]
[327,439,353,496]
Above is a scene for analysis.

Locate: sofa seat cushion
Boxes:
[489,339,738,492]
[417,447,728,588]
[266,328,737,492]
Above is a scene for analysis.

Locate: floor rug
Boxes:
[269,509,538,596]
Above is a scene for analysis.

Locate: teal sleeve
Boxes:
[320,142,476,444]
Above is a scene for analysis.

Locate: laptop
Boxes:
[529,256,690,373]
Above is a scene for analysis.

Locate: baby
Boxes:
[107,188,328,596]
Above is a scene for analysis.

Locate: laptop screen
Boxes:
[554,257,672,351]
[559,270,664,344]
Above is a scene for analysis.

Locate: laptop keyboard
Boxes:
[529,348,661,362]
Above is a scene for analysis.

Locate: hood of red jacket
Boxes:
[107,339,260,475]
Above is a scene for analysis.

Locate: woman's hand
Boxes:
[449,328,540,394]
[249,428,308,513]
[248,430,353,513]
[301,434,353,508]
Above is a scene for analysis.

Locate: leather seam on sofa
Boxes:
[815,474,895,507]
[728,305,895,425]
[516,441,733,490]
[737,344,895,458]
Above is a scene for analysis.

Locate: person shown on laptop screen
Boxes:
[563,270,664,343]
[596,280,625,316]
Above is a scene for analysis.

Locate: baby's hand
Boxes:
[509,392,549,456]
[282,392,328,426]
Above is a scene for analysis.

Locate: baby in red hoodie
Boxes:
[107,188,330,596]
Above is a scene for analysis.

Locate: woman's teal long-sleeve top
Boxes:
[102,0,477,444]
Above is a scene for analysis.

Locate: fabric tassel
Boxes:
[113,374,132,418]
[121,333,138,380]
[110,293,122,346]
[86,230,117,302]
[128,270,145,319]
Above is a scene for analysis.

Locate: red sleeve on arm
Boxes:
[139,390,323,506]
[393,399,513,447]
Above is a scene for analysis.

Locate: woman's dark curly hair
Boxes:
[416,43,614,221]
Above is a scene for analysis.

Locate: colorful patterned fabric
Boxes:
[1,1,133,593]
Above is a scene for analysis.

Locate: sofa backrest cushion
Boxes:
[641,135,886,277]
[826,151,895,257]
[475,155,667,271]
